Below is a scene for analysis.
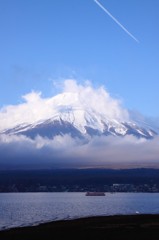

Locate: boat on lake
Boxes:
[85,192,105,196]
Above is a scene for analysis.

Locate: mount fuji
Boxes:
[1,91,157,140]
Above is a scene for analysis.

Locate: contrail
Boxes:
[94,0,139,43]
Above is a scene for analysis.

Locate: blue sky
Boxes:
[0,0,159,117]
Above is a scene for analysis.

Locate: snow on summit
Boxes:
[0,80,129,132]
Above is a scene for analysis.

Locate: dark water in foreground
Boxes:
[0,192,159,230]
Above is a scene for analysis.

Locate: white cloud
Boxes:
[0,79,129,131]
[63,79,129,121]
[0,133,159,169]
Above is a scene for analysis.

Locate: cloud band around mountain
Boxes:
[0,133,159,169]
[0,79,158,169]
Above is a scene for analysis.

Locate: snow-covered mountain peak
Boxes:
[0,80,157,139]
[43,90,129,134]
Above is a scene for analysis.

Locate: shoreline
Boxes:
[1,214,159,240]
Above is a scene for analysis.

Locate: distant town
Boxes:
[1,183,159,193]
[1,168,159,193]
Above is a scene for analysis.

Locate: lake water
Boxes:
[0,192,159,230]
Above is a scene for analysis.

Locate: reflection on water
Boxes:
[0,192,159,230]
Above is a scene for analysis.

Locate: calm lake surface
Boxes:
[0,192,159,230]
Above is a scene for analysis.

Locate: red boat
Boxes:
[85,192,105,196]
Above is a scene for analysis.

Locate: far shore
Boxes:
[1,214,159,240]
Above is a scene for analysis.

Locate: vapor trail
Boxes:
[94,0,139,43]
